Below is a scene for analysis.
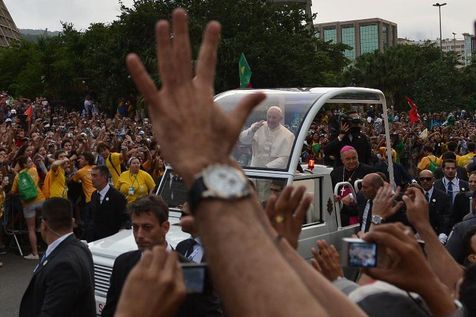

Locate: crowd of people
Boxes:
[0,8,475,317]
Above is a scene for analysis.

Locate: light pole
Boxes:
[433,3,447,51]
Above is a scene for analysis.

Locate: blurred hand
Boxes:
[251,120,265,132]
[371,183,403,219]
[311,240,344,282]
[115,246,186,317]
[265,186,312,249]
[402,187,430,229]
[362,223,437,294]
[126,9,265,186]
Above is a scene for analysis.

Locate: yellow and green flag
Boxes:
[239,53,252,88]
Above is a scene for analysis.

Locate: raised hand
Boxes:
[311,240,344,282]
[265,186,312,249]
[126,9,265,187]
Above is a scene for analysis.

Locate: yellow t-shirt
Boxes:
[49,166,67,198]
[457,153,476,168]
[106,152,122,187]
[12,167,45,205]
[117,170,155,204]
[72,165,95,203]
[417,155,438,171]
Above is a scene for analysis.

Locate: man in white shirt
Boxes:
[239,106,295,169]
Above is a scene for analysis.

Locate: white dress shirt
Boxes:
[98,184,110,204]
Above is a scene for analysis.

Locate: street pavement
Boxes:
[0,251,37,317]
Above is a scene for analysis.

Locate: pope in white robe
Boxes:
[239,106,295,169]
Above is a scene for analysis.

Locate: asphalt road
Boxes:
[0,251,38,317]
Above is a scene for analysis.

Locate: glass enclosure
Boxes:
[215,90,321,171]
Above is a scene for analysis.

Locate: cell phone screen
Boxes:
[347,241,378,268]
[181,264,207,294]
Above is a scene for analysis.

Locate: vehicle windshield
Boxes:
[158,170,187,210]
[215,90,321,171]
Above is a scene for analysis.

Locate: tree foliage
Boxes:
[342,43,476,112]
[0,0,348,113]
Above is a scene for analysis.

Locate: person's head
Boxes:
[340,146,359,171]
[25,145,34,158]
[361,173,384,200]
[40,198,73,243]
[54,149,67,160]
[447,141,458,152]
[78,152,94,168]
[270,180,285,197]
[91,165,109,191]
[442,159,457,180]
[61,139,72,153]
[459,263,476,315]
[418,170,435,191]
[463,226,476,265]
[469,171,476,192]
[15,155,28,170]
[266,106,283,130]
[423,145,433,155]
[128,195,170,251]
[38,146,47,157]
[96,142,110,157]
[469,142,476,153]
[0,147,7,163]
[441,151,457,161]
[128,156,141,174]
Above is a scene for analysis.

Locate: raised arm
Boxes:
[126,9,329,316]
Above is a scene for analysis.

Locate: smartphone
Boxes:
[181,263,208,294]
[341,238,378,268]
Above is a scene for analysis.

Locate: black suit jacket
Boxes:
[19,234,95,317]
[451,191,473,228]
[433,166,468,181]
[176,238,203,262]
[102,250,223,317]
[446,214,476,264]
[433,178,469,207]
[85,186,129,242]
[427,188,451,234]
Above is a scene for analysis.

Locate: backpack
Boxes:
[18,170,38,201]
[428,157,438,172]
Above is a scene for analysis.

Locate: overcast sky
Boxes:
[4,0,475,40]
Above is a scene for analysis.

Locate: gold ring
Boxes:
[274,214,285,224]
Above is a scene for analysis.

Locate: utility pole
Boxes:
[452,32,456,51]
[433,3,447,51]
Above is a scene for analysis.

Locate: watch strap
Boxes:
[188,176,207,213]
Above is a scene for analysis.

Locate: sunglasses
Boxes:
[419,177,433,182]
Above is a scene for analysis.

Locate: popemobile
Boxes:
[89,87,395,315]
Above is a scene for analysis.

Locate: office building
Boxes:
[0,0,21,47]
[315,18,398,61]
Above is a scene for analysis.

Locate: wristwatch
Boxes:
[371,215,384,225]
[188,164,251,212]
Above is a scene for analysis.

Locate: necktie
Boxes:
[34,253,47,273]
[447,181,453,203]
[425,192,430,202]
[186,240,197,259]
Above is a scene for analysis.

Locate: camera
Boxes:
[181,263,209,294]
[340,114,362,126]
[341,238,377,268]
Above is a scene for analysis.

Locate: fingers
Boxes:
[195,21,221,88]
[229,92,266,143]
[295,193,312,224]
[155,20,175,87]
[363,223,416,255]
[274,186,293,211]
[310,258,322,272]
[171,9,193,82]
[288,186,306,211]
[126,54,160,113]
[265,194,277,220]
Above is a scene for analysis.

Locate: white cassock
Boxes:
[239,122,295,169]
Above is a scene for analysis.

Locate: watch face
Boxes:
[203,165,248,198]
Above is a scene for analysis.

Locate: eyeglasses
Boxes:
[419,177,433,182]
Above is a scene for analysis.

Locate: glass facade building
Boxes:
[315,18,398,61]
[0,0,21,47]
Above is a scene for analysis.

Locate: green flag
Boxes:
[239,53,252,88]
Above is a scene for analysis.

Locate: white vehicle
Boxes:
[89,87,394,315]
